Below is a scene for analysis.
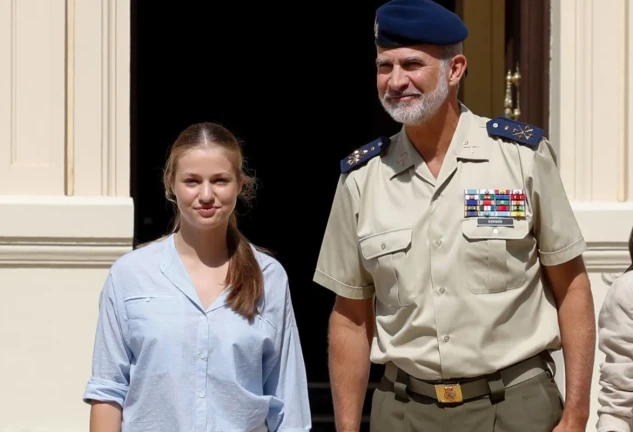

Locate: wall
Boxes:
[0,1,133,430]
[1,0,632,431]
[550,0,633,430]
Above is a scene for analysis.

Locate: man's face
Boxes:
[376,45,450,126]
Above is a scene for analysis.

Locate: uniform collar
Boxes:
[384,104,491,180]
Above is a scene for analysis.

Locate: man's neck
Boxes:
[405,99,461,163]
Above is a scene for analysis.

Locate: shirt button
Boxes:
[381,243,386,250]
[444,336,450,342]
[493,228,499,234]
[198,352,205,359]
[198,392,205,398]
[434,239,442,247]
[439,287,445,294]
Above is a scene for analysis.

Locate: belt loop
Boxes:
[540,351,556,378]
[393,368,411,403]
[486,371,505,404]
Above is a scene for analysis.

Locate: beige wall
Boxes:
[0,0,133,430]
[0,0,632,431]
[550,0,633,430]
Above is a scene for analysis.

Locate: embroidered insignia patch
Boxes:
[486,116,544,147]
[340,136,391,173]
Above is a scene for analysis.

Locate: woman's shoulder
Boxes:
[603,270,633,312]
[251,244,288,282]
[110,235,171,276]
[250,244,293,313]
[609,270,633,292]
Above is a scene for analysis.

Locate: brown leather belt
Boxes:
[383,353,552,404]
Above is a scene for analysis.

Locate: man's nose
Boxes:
[389,67,409,91]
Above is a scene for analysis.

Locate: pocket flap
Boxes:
[462,218,530,240]
[360,228,412,259]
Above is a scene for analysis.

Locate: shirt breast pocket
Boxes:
[123,294,179,320]
[461,218,532,294]
[123,295,180,359]
[359,228,413,307]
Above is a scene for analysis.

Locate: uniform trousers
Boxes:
[370,365,564,431]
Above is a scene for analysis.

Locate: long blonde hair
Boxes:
[163,122,263,320]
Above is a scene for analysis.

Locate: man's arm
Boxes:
[328,296,375,432]
[313,174,376,430]
[544,255,595,430]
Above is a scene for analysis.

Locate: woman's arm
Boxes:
[83,272,132,431]
[90,401,122,432]
[263,280,311,432]
[597,273,633,432]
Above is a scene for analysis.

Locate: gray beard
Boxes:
[380,69,449,126]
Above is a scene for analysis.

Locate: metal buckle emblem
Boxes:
[435,384,463,403]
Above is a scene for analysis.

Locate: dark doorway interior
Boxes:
[131,1,456,430]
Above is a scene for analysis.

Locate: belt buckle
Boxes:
[434,383,463,403]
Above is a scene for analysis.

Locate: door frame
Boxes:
[458,0,551,135]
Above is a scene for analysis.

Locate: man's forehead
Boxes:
[376,45,438,61]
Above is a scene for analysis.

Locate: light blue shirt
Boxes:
[83,234,311,431]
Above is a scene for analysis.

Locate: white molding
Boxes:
[0,0,66,195]
[70,0,130,196]
[0,240,131,267]
[572,201,633,273]
[0,195,133,267]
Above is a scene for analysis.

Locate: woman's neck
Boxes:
[174,222,229,268]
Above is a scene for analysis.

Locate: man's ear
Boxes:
[449,54,467,86]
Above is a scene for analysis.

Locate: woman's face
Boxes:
[172,146,242,232]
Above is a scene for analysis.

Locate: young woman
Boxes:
[83,122,311,431]
[596,226,633,432]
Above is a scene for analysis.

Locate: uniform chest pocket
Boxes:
[461,219,532,294]
[359,228,414,307]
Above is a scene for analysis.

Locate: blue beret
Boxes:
[375,0,469,47]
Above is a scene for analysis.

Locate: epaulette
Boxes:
[486,116,544,147]
[340,136,391,174]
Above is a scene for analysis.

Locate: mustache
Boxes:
[384,90,423,99]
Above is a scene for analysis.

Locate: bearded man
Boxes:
[312,0,596,431]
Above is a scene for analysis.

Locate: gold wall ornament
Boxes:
[504,64,521,120]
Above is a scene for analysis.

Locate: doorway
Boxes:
[129,1,549,430]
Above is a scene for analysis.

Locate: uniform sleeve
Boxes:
[597,275,633,432]
[263,280,311,432]
[313,174,374,299]
[527,139,587,266]
[82,272,132,408]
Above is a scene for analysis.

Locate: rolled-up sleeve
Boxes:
[528,139,587,266]
[263,281,311,431]
[83,272,131,408]
[597,273,633,432]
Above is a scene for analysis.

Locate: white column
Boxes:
[550,1,633,430]
[0,1,133,430]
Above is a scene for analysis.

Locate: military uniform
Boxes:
[313,106,586,430]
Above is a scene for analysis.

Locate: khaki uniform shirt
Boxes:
[313,104,587,381]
